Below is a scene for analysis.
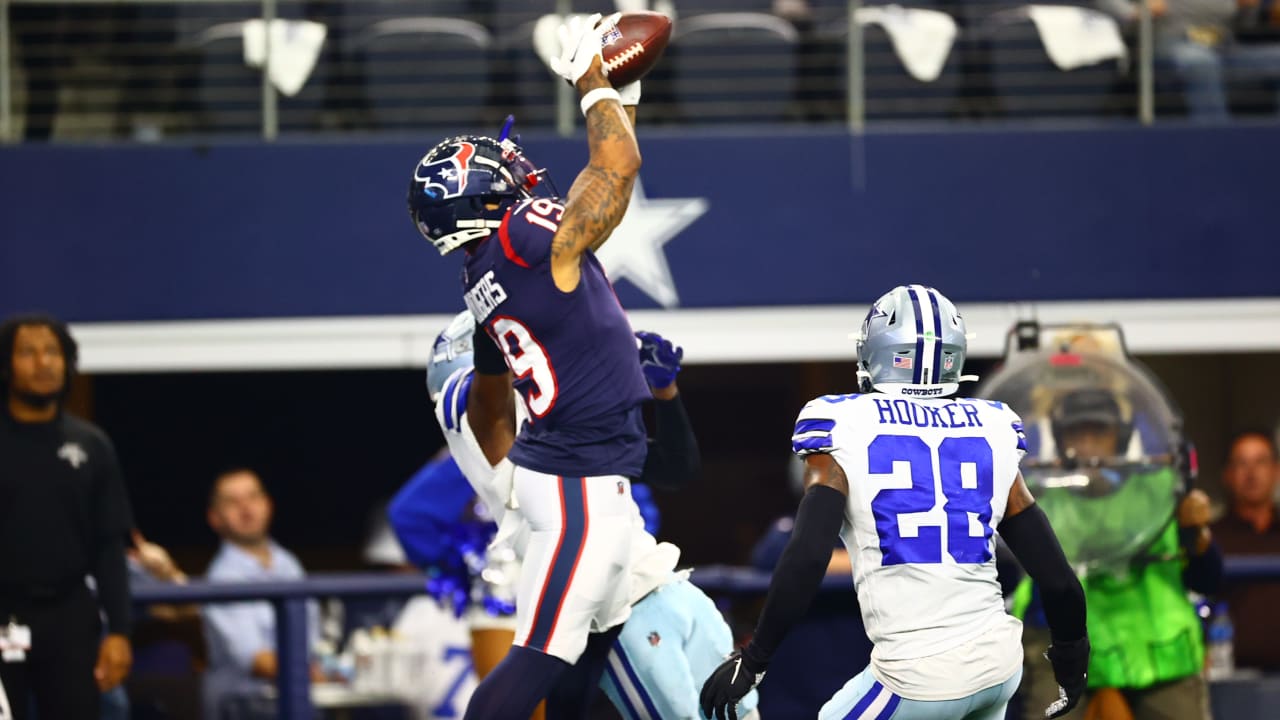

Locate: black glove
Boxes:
[1045,636,1090,719]
[700,648,767,720]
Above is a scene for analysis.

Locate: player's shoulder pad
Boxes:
[792,393,861,456]
[436,366,475,434]
[499,197,565,269]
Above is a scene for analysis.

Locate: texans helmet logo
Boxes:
[416,141,477,200]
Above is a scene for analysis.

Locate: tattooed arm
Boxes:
[550,58,642,292]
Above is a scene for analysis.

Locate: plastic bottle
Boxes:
[1206,602,1235,681]
[349,628,374,692]
[369,626,391,693]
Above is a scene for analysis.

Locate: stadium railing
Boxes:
[18,0,1280,141]
[134,555,1280,720]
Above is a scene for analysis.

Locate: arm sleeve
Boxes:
[1180,529,1224,595]
[639,395,700,490]
[746,484,847,662]
[93,436,133,634]
[387,457,476,569]
[472,326,508,375]
[791,401,837,456]
[998,504,1087,642]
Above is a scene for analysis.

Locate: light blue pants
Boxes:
[600,579,760,720]
[819,665,1022,720]
[1162,38,1280,121]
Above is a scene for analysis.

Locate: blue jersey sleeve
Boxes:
[495,198,566,269]
[387,455,477,569]
[791,399,841,456]
[437,368,474,435]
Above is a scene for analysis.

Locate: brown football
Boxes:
[601,11,672,87]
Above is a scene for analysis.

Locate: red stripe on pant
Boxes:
[521,476,589,652]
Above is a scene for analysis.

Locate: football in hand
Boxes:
[601,11,672,87]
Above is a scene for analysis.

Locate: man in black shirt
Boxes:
[0,314,133,719]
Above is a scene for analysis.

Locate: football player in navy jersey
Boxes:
[407,13,652,720]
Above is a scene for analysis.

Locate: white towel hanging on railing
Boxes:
[243,19,327,97]
[1026,5,1127,71]
[856,6,957,82]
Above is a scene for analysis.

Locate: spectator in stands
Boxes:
[201,468,310,720]
[1098,0,1280,119]
[1212,429,1280,672]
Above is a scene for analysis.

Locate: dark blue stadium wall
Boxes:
[2,125,1277,323]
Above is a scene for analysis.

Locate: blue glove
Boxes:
[636,331,683,389]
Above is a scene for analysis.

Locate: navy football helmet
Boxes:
[408,134,548,255]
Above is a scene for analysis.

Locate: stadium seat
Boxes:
[354,17,492,130]
[820,6,963,122]
[671,12,799,124]
[493,7,560,129]
[983,5,1131,118]
[189,21,329,134]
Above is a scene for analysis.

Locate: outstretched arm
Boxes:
[467,326,517,466]
[701,453,849,719]
[636,331,699,490]
[547,14,642,291]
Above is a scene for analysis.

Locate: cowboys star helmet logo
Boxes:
[415,142,477,200]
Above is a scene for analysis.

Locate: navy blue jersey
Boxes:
[462,197,650,478]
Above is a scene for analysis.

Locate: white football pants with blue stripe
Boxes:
[819,666,1021,720]
[600,579,761,720]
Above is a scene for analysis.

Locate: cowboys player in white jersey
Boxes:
[701,285,1090,720]
[428,312,761,720]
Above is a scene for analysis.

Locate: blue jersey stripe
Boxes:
[794,418,836,435]
[613,643,662,720]
[603,664,642,720]
[907,288,925,385]
[453,370,474,429]
[843,680,884,719]
[876,692,901,720]
[441,371,463,431]
[524,476,588,652]
[926,288,944,384]
[1012,420,1028,452]
[793,435,835,454]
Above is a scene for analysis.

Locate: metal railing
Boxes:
[7,0,1280,142]
[133,556,1280,720]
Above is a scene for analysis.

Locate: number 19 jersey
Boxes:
[792,392,1027,699]
[462,197,651,479]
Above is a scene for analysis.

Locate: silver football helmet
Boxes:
[855,285,977,398]
[427,311,477,401]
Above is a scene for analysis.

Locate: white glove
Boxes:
[617,80,641,106]
[548,12,620,86]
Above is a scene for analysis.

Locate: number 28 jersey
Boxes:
[462,197,651,479]
[792,393,1027,669]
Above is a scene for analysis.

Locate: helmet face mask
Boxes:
[856,285,975,398]
[408,134,551,256]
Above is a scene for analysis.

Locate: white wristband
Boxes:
[580,87,622,116]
